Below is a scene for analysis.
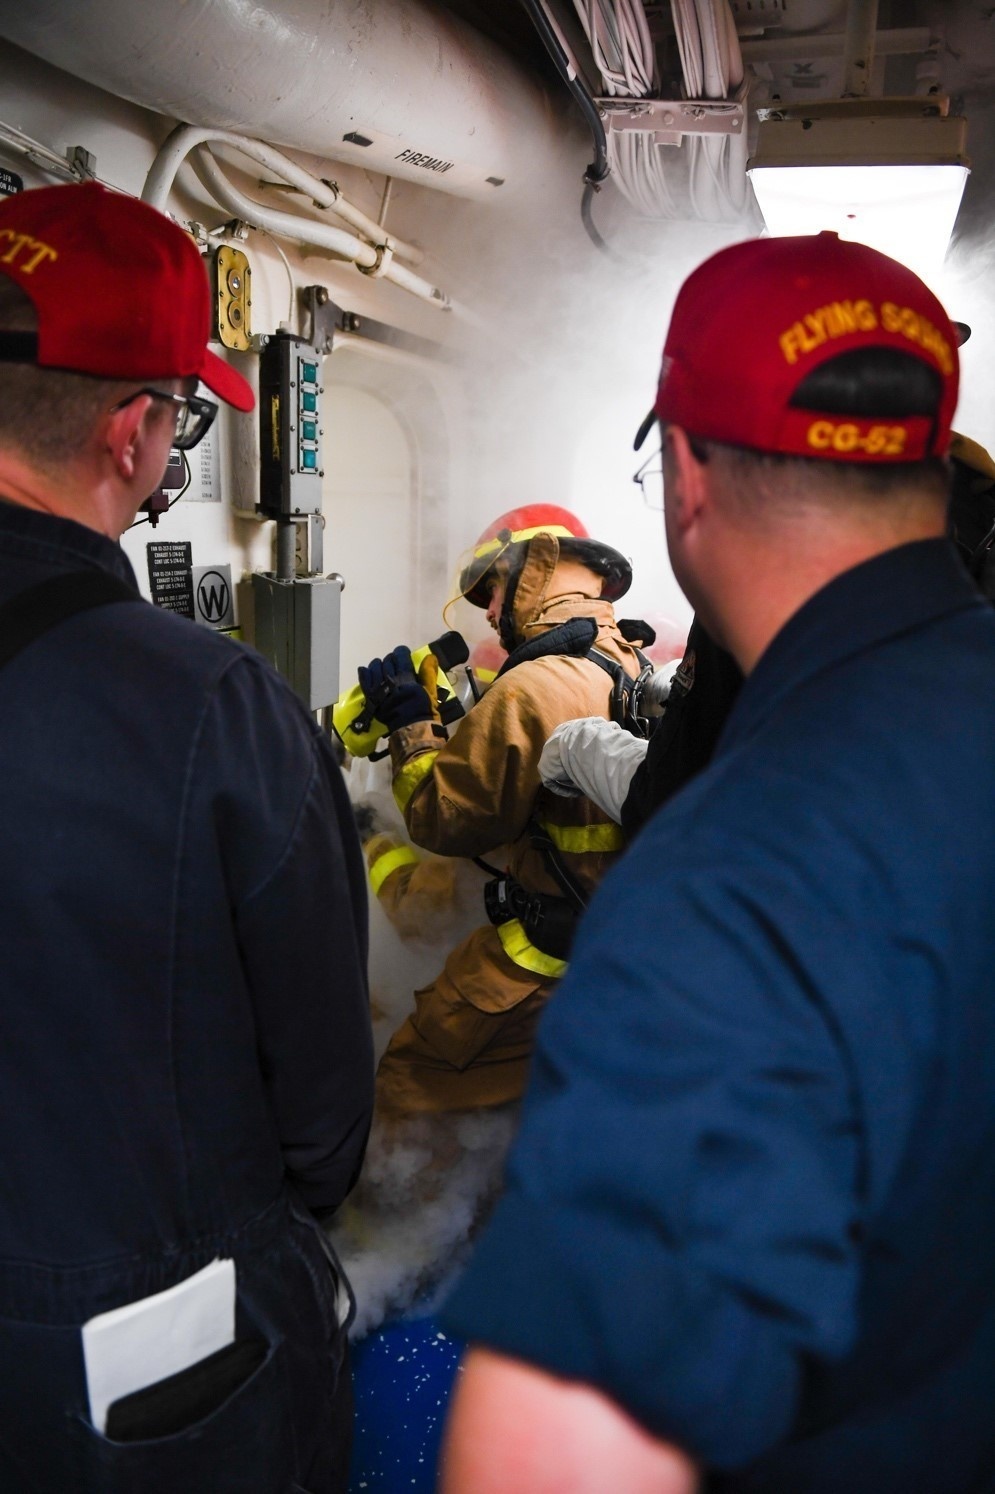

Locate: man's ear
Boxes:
[104,394,153,482]
[663,424,710,536]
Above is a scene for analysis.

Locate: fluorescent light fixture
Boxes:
[750,162,969,280]
[748,103,970,285]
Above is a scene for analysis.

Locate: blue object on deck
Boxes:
[348,1315,464,1492]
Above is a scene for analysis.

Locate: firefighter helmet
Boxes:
[459,504,631,607]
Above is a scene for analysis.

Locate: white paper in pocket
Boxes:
[82,1257,236,1434]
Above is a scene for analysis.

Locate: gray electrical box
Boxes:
[251,572,342,710]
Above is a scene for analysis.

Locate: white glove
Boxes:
[539,718,649,824]
[644,658,685,709]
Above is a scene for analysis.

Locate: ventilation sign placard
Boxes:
[147,541,194,618]
[192,565,235,631]
[183,414,222,504]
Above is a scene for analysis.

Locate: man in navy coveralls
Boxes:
[440,233,995,1493]
[0,182,373,1493]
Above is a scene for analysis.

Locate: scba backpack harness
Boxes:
[480,616,655,964]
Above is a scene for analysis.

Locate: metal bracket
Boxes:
[595,83,747,145]
[304,285,346,355]
[756,94,951,124]
[303,284,453,362]
[356,242,395,278]
[67,144,97,179]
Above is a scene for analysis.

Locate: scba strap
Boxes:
[496,616,598,676]
[483,872,578,965]
[582,647,656,739]
[497,615,656,738]
[0,569,140,671]
[483,621,652,963]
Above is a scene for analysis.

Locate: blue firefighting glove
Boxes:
[357,646,435,733]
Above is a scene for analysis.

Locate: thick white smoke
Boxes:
[331,755,519,1341]
[330,1105,518,1341]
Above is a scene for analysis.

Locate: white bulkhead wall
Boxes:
[0,0,823,676]
[0,24,500,665]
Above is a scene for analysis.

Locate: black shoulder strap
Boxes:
[0,569,141,671]
[497,617,599,676]
[585,646,657,738]
[528,816,589,913]
[583,646,626,687]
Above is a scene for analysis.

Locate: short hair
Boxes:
[696,348,950,511]
[0,279,134,471]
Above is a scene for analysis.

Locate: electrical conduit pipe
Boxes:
[143,124,423,265]
[189,147,450,309]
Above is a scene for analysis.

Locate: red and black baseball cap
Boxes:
[0,181,254,410]
[635,231,958,463]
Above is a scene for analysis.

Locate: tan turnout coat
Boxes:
[375,534,643,1115]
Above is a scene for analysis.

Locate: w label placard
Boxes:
[192,564,235,630]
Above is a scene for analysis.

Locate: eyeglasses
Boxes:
[633,448,664,511]
[111,388,218,450]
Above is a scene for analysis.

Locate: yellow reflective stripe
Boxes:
[496,918,568,979]
[392,750,439,812]
[539,819,625,853]
[473,524,573,560]
[368,844,420,896]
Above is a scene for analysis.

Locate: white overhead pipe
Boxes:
[190,147,451,311]
[144,124,423,266]
[0,0,550,201]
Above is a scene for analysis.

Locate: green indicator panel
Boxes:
[296,354,322,477]
[258,333,324,517]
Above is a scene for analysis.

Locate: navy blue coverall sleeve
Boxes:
[193,656,374,1216]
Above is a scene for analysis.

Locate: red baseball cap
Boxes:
[0,181,253,411]
[636,231,958,463]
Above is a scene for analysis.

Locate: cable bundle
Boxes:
[571,0,658,96]
[571,0,752,221]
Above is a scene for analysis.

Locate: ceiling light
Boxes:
[747,101,970,286]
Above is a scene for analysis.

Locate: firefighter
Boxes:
[359,504,646,1117]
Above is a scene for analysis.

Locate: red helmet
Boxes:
[459,504,631,607]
